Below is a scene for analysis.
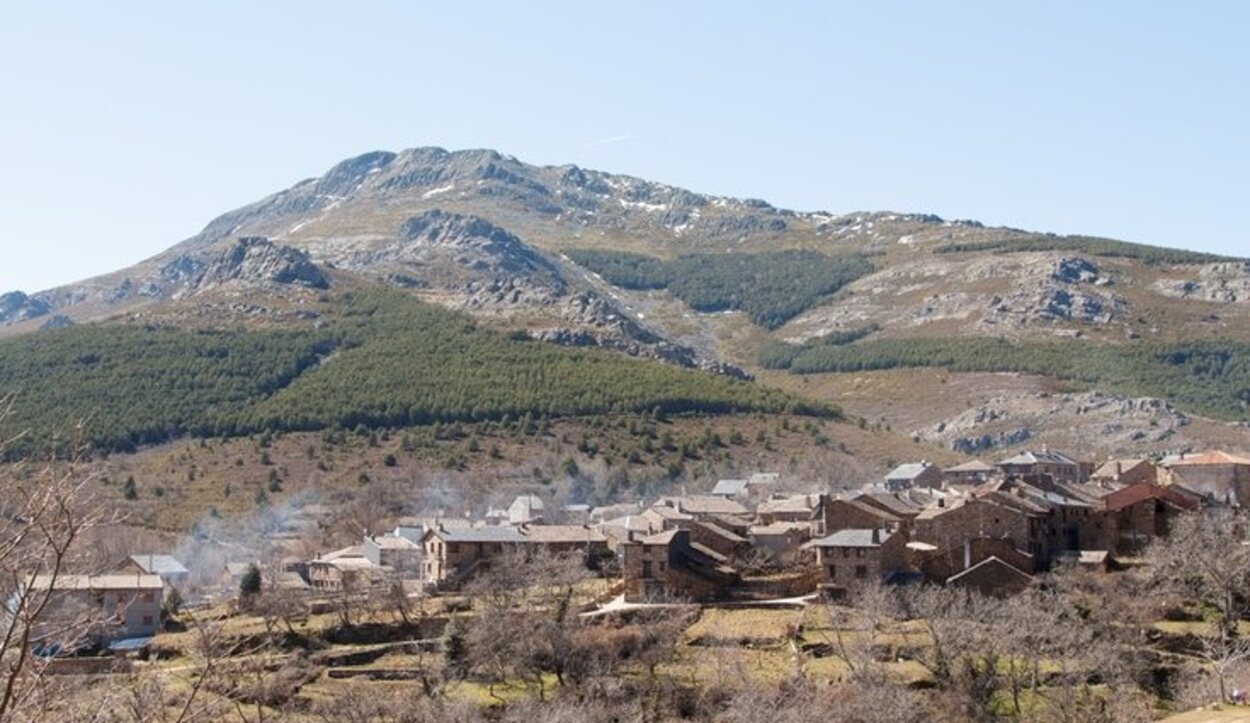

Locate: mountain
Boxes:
[1,146,1248,465]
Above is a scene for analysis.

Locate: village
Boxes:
[26,447,1250,653]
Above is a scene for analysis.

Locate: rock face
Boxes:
[185,237,329,292]
[0,291,51,324]
[915,391,1188,453]
[1157,262,1250,304]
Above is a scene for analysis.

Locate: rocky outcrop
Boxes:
[1157,262,1250,304]
[916,391,1188,453]
[399,210,561,280]
[1052,257,1104,285]
[188,237,328,292]
[0,291,51,324]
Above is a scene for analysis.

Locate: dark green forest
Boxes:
[567,249,874,329]
[0,291,831,457]
[935,234,1239,265]
[762,336,1250,421]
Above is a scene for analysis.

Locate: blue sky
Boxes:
[2,2,1246,292]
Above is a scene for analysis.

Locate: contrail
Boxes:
[577,134,632,149]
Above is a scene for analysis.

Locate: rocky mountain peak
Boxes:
[181,237,329,293]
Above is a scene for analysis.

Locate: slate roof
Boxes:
[944,460,996,473]
[1092,458,1152,480]
[1103,483,1200,512]
[833,498,902,523]
[659,496,749,516]
[368,535,420,550]
[711,479,749,496]
[520,525,607,544]
[886,463,933,481]
[128,554,188,576]
[859,492,925,517]
[638,529,680,545]
[809,529,893,548]
[29,574,163,591]
[758,494,822,516]
[999,450,1079,467]
[429,527,526,544]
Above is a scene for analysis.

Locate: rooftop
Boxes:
[710,478,748,496]
[28,574,163,591]
[886,462,934,481]
[809,529,893,548]
[944,460,997,473]
[658,495,749,516]
[520,525,608,544]
[757,493,822,516]
[1164,451,1250,467]
[999,449,1080,467]
[127,554,188,576]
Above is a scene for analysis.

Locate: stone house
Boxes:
[117,555,189,589]
[13,574,164,649]
[913,493,1050,561]
[362,534,422,577]
[420,524,609,585]
[308,546,384,591]
[1102,482,1199,554]
[885,462,943,491]
[919,536,1036,583]
[824,498,904,536]
[1161,451,1250,506]
[622,529,739,603]
[756,493,826,531]
[748,522,811,567]
[808,528,908,599]
[686,520,751,560]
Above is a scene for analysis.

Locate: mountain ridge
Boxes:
[2,145,1248,463]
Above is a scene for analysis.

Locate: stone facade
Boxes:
[622,529,738,602]
[811,529,907,599]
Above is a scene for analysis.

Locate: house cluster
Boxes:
[621,450,1250,602]
[14,449,1247,651]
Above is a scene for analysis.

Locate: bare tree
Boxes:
[0,411,112,721]
[1149,511,1250,644]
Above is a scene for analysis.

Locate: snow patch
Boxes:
[618,198,669,213]
[422,183,455,199]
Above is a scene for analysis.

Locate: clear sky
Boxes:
[2,2,1246,292]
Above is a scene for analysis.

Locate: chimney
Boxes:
[872,528,881,544]
[938,498,945,508]
[964,540,972,571]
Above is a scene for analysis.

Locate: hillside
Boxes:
[0,290,825,458]
[0,146,1246,468]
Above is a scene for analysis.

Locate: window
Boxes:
[842,548,851,558]
[855,548,864,558]
[142,615,153,626]
[642,561,653,578]
[141,592,154,603]
[827,564,836,579]
[855,565,868,580]
[659,562,666,572]
[448,543,459,554]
